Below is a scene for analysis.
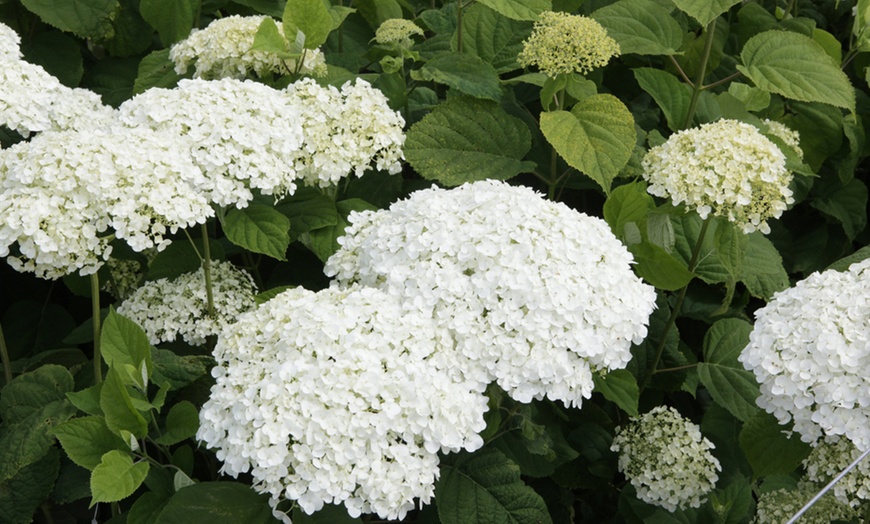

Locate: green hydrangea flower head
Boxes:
[753,481,858,524]
[375,18,424,47]
[517,11,620,77]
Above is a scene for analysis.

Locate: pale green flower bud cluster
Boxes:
[642,119,795,234]
[804,435,870,508]
[611,406,721,512]
[117,260,257,346]
[375,19,424,47]
[517,11,620,77]
[170,15,326,79]
[764,119,803,159]
[752,481,858,524]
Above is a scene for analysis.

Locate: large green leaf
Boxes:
[634,68,692,132]
[436,448,552,524]
[101,309,152,388]
[52,416,128,471]
[412,53,502,100]
[811,178,868,240]
[20,0,119,40]
[0,400,75,482]
[592,0,683,56]
[670,0,740,26]
[404,97,535,186]
[139,0,197,46]
[540,95,635,195]
[738,233,789,300]
[0,364,74,422]
[0,447,59,524]
[592,369,638,417]
[100,368,148,439]
[133,49,185,95]
[738,30,855,112]
[603,181,655,242]
[697,319,759,422]
[739,412,811,478]
[284,0,334,49]
[275,189,339,238]
[458,4,532,73]
[629,242,694,291]
[153,482,274,523]
[154,401,199,446]
[90,450,149,505]
[221,204,291,261]
[474,0,550,21]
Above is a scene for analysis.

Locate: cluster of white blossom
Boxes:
[803,435,870,508]
[0,21,21,59]
[642,119,795,234]
[752,480,857,524]
[764,119,803,159]
[374,19,424,47]
[610,406,721,512]
[284,78,405,187]
[517,11,620,77]
[102,257,147,299]
[198,285,488,521]
[739,258,870,449]
[325,180,656,407]
[170,15,326,79]
[117,260,257,346]
[0,127,212,278]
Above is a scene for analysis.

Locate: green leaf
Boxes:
[155,401,199,446]
[100,368,148,439]
[283,0,333,49]
[20,31,83,87]
[457,4,532,73]
[592,0,683,56]
[355,0,403,29]
[670,0,740,26]
[252,17,290,57]
[0,364,74,422]
[133,49,185,95]
[738,233,790,300]
[707,479,754,524]
[0,447,59,524]
[221,204,291,261]
[436,448,552,524]
[146,238,224,282]
[104,0,153,58]
[540,95,635,195]
[629,242,694,291]
[276,188,340,237]
[603,181,655,243]
[671,215,730,285]
[152,482,275,523]
[101,309,152,388]
[66,384,103,416]
[697,319,759,422]
[52,416,128,471]
[20,0,119,40]
[412,53,502,100]
[634,68,692,132]
[592,369,638,417]
[404,97,535,186]
[151,349,212,391]
[474,0,550,21]
[739,412,811,478]
[727,83,771,112]
[738,30,855,112]
[0,400,76,482]
[811,178,868,240]
[139,0,197,45]
[826,245,870,272]
[90,450,149,505]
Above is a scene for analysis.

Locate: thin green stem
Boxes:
[702,70,743,90]
[0,321,11,386]
[682,20,717,130]
[653,362,699,374]
[91,273,102,384]
[547,91,565,200]
[201,223,215,319]
[783,0,797,19]
[668,55,693,85]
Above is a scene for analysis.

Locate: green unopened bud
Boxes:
[518,11,620,78]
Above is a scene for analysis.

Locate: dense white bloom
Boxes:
[0,57,115,137]
[119,78,306,208]
[764,119,803,159]
[803,435,870,508]
[198,285,488,520]
[739,258,870,449]
[170,15,326,79]
[325,180,656,407]
[642,119,794,234]
[611,406,721,512]
[284,78,405,187]
[118,260,257,345]
[0,22,21,59]
[752,480,857,524]
[0,127,212,279]
[375,19,424,46]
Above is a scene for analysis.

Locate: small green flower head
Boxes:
[375,18,424,47]
[753,481,858,524]
[517,11,620,77]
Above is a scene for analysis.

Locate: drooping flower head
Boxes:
[169,15,326,79]
[197,285,488,520]
[803,435,870,508]
[325,180,656,407]
[517,11,620,77]
[739,258,870,449]
[375,19,424,47]
[117,260,257,346]
[611,406,721,512]
[752,480,858,524]
[642,119,795,234]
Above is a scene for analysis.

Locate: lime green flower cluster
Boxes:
[375,18,424,47]
[752,482,857,524]
[518,11,620,77]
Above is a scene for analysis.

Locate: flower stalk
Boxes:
[91,272,102,384]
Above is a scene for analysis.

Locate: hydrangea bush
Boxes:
[0,0,868,523]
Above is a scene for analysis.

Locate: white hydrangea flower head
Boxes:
[803,435,870,508]
[0,22,22,59]
[611,406,721,512]
[0,57,115,137]
[0,127,211,279]
[325,180,656,407]
[739,258,870,449]
[752,480,858,524]
[170,15,326,79]
[117,260,257,346]
[119,78,306,208]
[642,119,794,234]
[197,285,488,520]
[763,118,803,159]
[517,11,620,77]
[375,19,424,47]
[284,78,405,187]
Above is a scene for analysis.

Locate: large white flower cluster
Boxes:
[0,21,21,59]
[325,180,656,407]
[117,260,257,346]
[738,258,870,449]
[0,127,212,279]
[803,435,870,508]
[197,285,488,520]
[642,119,795,234]
[284,78,405,187]
[170,15,326,79]
[752,480,857,524]
[610,406,721,512]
